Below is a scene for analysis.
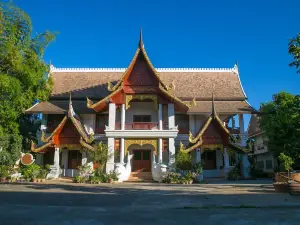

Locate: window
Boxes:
[266,160,273,169]
[95,114,108,133]
[175,114,189,134]
[133,115,151,122]
[257,161,264,169]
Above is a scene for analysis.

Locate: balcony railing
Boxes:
[114,122,169,130]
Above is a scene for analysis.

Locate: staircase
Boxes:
[127,172,153,182]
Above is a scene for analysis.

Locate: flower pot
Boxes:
[273,183,289,193]
[32,178,37,183]
[41,179,46,182]
[108,178,113,184]
[1,177,6,183]
[275,172,300,183]
[289,183,300,195]
[188,180,193,184]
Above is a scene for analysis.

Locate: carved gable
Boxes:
[123,53,159,87]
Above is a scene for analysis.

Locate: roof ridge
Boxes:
[50,65,239,73]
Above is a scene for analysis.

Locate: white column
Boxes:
[223,148,230,178]
[82,151,87,165]
[62,150,68,176]
[158,138,163,163]
[35,154,43,165]
[108,103,116,130]
[106,137,115,173]
[239,114,244,133]
[168,103,175,129]
[189,114,195,135]
[158,104,163,130]
[241,154,250,178]
[196,148,201,163]
[121,104,125,130]
[120,138,125,164]
[168,138,175,168]
[223,148,230,168]
[54,148,60,167]
[231,115,235,129]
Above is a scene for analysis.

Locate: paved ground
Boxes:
[0,179,300,225]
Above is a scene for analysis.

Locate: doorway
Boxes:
[202,151,217,170]
[132,150,151,172]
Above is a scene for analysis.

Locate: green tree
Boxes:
[0,2,55,135]
[278,153,294,177]
[88,142,111,172]
[0,2,55,165]
[260,92,300,161]
[288,33,300,74]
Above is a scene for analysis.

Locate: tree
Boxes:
[0,2,55,135]
[278,153,294,177]
[88,142,111,172]
[288,33,300,74]
[259,92,300,162]
[0,2,55,165]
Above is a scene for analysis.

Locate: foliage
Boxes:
[175,149,192,170]
[162,172,181,184]
[77,164,92,178]
[288,33,300,73]
[88,142,111,173]
[22,163,40,180]
[183,171,195,182]
[0,2,55,135]
[192,162,203,174]
[0,134,22,166]
[259,92,300,161]
[37,164,50,179]
[278,153,294,174]
[89,175,101,184]
[0,165,9,178]
[73,176,86,183]
[227,166,240,181]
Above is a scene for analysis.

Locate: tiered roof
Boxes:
[31,95,95,152]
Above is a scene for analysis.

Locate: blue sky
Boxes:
[10,0,300,126]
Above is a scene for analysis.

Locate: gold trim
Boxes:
[79,137,96,151]
[59,144,82,150]
[41,116,68,142]
[189,116,213,143]
[31,140,54,153]
[125,94,158,110]
[125,139,157,155]
[202,144,223,150]
[179,139,203,153]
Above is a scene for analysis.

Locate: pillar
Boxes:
[196,148,201,163]
[54,147,60,168]
[35,153,43,165]
[168,138,175,169]
[231,115,235,129]
[82,151,87,165]
[121,104,125,130]
[238,114,244,133]
[158,104,163,130]
[168,103,175,129]
[223,148,230,178]
[109,103,116,130]
[106,137,115,173]
[189,115,195,135]
[120,138,125,164]
[241,154,250,178]
[62,149,68,176]
[158,138,163,163]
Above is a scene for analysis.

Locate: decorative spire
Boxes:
[139,28,144,49]
[212,92,216,118]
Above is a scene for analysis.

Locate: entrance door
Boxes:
[132,150,151,172]
[202,151,217,170]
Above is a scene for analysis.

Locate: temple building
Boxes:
[26,31,255,181]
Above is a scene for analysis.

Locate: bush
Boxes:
[0,165,9,178]
[192,162,203,174]
[22,164,40,180]
[228,166,240,181]
[89,176,101,184]
[175,150,192,170]
[163,172,181,184]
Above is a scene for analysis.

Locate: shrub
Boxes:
[90,176,101,184]
[228,166,240,181]
[22,164,40,180]
[278,153,294,177]
[175,150,192,170]
[0,165,9,178]
[163,172,181,184]
[192,162,203,175]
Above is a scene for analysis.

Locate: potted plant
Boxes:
[273,153,294,192]
[0,165,9,183]
[192,162,203,182]
[22,164,41,183]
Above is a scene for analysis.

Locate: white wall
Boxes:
[256,152,277,172]
[125,102,158,123]
[80,114,96,134]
